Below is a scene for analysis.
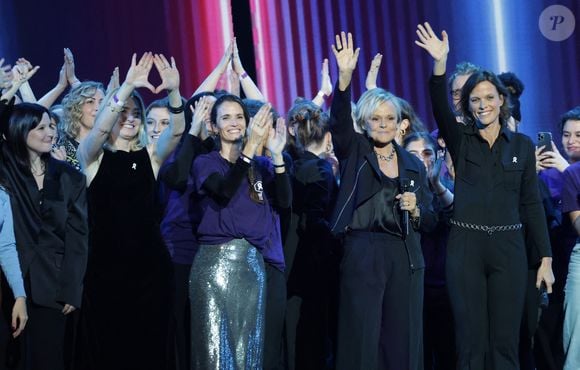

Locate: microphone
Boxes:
[400,178,412,236]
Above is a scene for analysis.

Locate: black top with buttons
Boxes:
[429,73,551,259]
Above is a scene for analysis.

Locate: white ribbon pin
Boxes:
[132,163,137,170]
[410,180,415,187]
[512,157,517,164]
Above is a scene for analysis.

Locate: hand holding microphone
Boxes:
[397,178,417,236]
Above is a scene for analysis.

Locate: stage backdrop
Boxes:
[1,0,578,144]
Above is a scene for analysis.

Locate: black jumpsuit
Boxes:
[429,73,552,370]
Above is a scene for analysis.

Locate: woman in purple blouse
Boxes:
[190,94,291,369]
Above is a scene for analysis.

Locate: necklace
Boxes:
[375,146,396,162]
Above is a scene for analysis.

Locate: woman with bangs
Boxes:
[0,101,88,370]
[60,81,105,170]
[329,32,436,370]
[76,52,185,370]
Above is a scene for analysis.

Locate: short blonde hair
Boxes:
[355,88,402,132]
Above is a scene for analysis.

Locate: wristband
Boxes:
[240,71,248,79]
[167,102,185,114]
[316,90,328,98]
[273,163,285,168]
[240,153,253,163]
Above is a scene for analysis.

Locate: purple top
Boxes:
[193,151,285,271]
[562,162,580,214]
[158,163,200,265]
[539,167,565,202]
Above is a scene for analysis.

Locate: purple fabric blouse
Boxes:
[562,162,580,214]
[193,151,285,271]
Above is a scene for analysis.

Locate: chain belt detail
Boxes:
[450,219,523,236]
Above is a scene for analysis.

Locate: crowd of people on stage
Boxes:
[0,22,578,370]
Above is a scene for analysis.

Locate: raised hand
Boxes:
[11,58,39,87]
[189,96,212,136]
[415,22,449,62]
[266,117,287,156]
[320,58,332,97]
[537,142,570,173]
[153,54,180,93]
[365,53,383,90]
[245,103,272,153]
[106,66,120,94]
[331,32,360,73]
[219,40,234,73]
[428,157,445,190]
[63,48,80,86]
[232,38,245,75]
[125,52,155,93]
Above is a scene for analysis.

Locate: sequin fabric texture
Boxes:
[189,239,266,369]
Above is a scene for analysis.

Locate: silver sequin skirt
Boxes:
[189,239,266,370]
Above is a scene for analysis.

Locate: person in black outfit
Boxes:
[404,132,457,370]
[284,99,338,369]
[416,22,555,370]
[0,101,88,370]
[330,32,436,370]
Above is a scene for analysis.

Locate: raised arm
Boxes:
[266,117,292,208]
[415,22,461,157]
[232,38,265,101]
[365,53,383,90]
[1,58,39,102]
[63,48,81,88]
[329,32,360,159]
[78,52,156,168]
[312,59,332,107]
[159,96,213,191]
[38,51,71,108]
[150,54,185,171]
[192,41,233,96]
[14,59,37,102]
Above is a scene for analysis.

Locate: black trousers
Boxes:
[335,231,424,370]
[172,262,192,370]
[446,228,527,370]
[264,263,286,370]
[1,301,68,370]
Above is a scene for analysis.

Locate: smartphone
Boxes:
[538,281,549,309]
[537,132,553,153]
[436,147,447,160]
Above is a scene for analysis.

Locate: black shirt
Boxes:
[429,73,551,258]
[351,174,401,235]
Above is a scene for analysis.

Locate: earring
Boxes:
[399,128,407,137]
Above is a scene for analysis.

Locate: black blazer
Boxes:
[0,143,88,309]
[329,83,437,271]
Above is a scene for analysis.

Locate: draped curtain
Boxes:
[1,0,578,138]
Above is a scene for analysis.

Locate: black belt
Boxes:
[450,219,522,236]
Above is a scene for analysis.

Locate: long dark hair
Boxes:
[459,70,511,127]
[210,94,265,203]
[6,103,52,171]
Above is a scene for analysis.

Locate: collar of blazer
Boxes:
[364,141,421,180]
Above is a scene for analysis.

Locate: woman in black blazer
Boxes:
[329,32,436,370]
[0,102,88,370]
